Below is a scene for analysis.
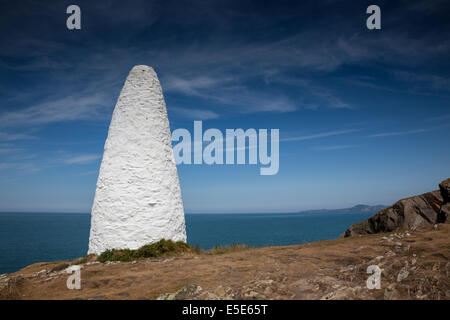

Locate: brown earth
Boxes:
[1,223,449,300]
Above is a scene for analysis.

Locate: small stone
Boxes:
[11,274,23,280]
[384,284,400,300]
[33,270,47,277]
[157,293,176,300]
[264,287,273,295]
[215,286,227,296]
[256,279,274,286]
[397,267,409,282]
[173,284,202,300]
[244,291,260,299]
[201,292,221,300]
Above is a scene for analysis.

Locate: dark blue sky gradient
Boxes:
[0,0,449,212]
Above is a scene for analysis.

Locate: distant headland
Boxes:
[298,204,386,214]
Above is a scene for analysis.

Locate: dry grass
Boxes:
[75,254,97,265]
[205,244,251,255]
[0,279,22,300]
[50,263,70,272]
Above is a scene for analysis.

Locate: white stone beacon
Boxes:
[88,65,187,255]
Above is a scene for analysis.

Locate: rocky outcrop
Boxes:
[342,178,450,237]
[439,178,450,223]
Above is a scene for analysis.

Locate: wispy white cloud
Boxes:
[0,161,38,172]
[367,129,427,138]
[263,75,352,109]
[0,1,448,151]
[0,147,23,154]
[64,154,101,165]
[164,74,297,114]
[211,87,296,113]
[163,75,233,97]
[0,94,111,129]
[281,129,359,142]
[0,132,36,141]
[313,144,356,151]
[393,71,450,92]
[79,170,100,176]
[2,7,447,130]
[426,114,450,122]
[170,107,220,120]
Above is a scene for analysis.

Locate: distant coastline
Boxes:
[297,204,386,214]
[0,205,385,216]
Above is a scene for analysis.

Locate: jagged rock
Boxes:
[439,178,450,203]
[174,284,202,299]
[32,270,47,278]
[342,178,450,237]
[320,287,358,300]
[157,284,202,300]
[439,204,450,223]
[156,292,175,300]
[397,267,409,282]
[0,275,10,290]
[438,178,450,223]
[10,274,23,280]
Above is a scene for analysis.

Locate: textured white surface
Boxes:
[88,65,186,255]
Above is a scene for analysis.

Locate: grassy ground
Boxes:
[1,224,449,300]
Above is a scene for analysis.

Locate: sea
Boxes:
[0,211,375,274]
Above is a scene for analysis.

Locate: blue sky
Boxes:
[0,0,449,213]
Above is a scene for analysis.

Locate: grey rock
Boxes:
[384,284,401,300]
[157,284,202,300]
[244,290,260,299]
[397,267,409,282]
[439,178,450,203]
[342,178,450,237]
[439,203,450,223]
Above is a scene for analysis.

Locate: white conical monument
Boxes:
[88,65,187,255]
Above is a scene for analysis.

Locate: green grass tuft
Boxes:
[97,240,251,262]
[75,254,96,265]
[98,239,194,262]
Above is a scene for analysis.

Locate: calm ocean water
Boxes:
[0,211,374,274]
